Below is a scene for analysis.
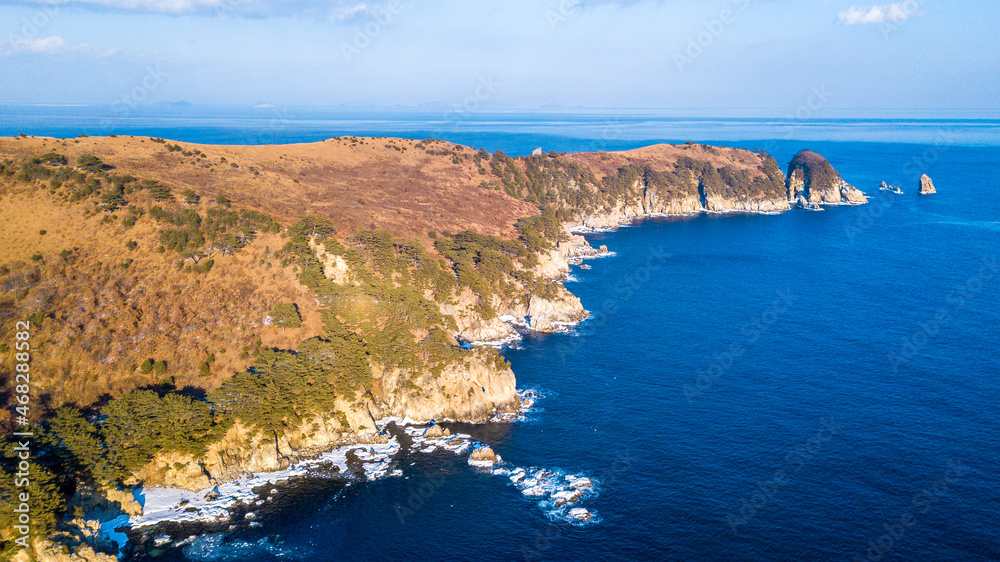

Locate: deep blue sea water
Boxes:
[5,107,998,560]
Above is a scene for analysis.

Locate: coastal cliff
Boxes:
[570,180,790,231]
[786,149,868,207]
[129,346,517,492]
[0,135,865,557]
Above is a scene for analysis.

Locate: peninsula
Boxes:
[0,135,864,559]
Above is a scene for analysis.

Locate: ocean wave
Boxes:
[182,532,314,561]
[491,465,601,525]
[403,425,475,456]
[489,387,549,423]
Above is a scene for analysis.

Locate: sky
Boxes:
[0,0,997,113]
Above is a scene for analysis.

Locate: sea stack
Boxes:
[469,446,499,467]
[919,174,937,195]
[786,149,868,206]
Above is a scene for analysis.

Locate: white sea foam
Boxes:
[404,424,479,458]
[130,437,400,530]
[489,464,601,525]
[130,387,598,546]
[489,387,545,423]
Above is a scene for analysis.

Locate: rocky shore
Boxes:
[124,147,869,496]
[96,145,870,557]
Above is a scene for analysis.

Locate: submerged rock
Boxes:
[919,174,937,195]
[553,489,585,506]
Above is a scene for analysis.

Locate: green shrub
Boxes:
[77,153,105,172]
[101,390,223,470]
[270,303,302,328]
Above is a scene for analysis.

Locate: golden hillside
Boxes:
[0,134,784,416]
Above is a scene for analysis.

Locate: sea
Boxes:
[3,105,998,561]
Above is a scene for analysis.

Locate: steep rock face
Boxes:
[703,194,791,214]
[574,194,700,231]
[572,171,793,231]
[533,246,573,280]
[527,293,586,331]
[919,174,937,195]
[638,184,705,216]
[452,312,518,344]
[131,403,379,490]
[786,149,867,206]
[377,353,520,422]
[441,287,520,344]
[310,240,354,284]
[135,350,522,491]
[69,485,143,519]
[444,233,592,342]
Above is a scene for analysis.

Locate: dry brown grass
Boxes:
[564,142,766,181]
[0,184,322,411]
[0,136,536,245]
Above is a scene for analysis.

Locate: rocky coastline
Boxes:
[86,145,870,558]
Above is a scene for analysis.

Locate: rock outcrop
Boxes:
[880,181,903,194]
[569,168,794,233]
[444,291,521,344]
[571,190,791,232]
[786,149,867,206]
[424,424,451,438]
[377,352,521,422]
[919,174,936,195]
[468,446,499,466]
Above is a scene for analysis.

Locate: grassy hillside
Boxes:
[0,135,794,419]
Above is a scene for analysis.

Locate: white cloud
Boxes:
[334,3,368,21]
[1,35,122,57]
[838,2,921,25]
[2,35,67,55]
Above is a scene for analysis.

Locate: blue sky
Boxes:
[0,0,997,112]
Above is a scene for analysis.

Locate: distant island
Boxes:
[0,134,866,559]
